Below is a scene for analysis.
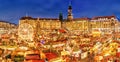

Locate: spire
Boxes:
[67,0,73,21]
[68,0,72,9]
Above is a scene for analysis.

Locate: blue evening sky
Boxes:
[0,0,120,24]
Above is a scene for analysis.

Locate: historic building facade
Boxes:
[91,16,119,33]
[63,18,90,35]
[18,4,120,41]
[18,17,61,41]
[0,21,17,42]
[0,21,17,34]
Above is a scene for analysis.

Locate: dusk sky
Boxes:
[0,0,120,24]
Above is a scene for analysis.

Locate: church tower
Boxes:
[67,0,73,21]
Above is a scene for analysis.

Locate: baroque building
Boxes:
[18,4,120,41]
[18,17,61,41]
[63,18,90,35]
[0,21,17,42]
[91,16,119,33]
[0,21,17,34]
